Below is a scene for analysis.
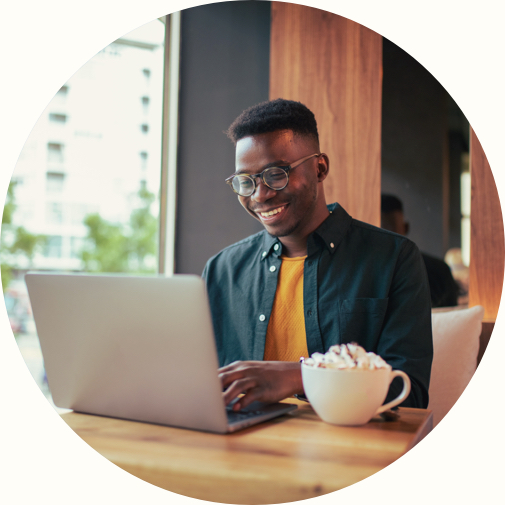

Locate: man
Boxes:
[381,193,460,308]
[203,99,433,412]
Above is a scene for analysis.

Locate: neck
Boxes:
[278,236,308,258]
[278,204,330,257]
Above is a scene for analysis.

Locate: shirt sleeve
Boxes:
[201,260,209,281]
[380,239,433,408]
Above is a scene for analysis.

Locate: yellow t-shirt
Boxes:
[263,255,309,361]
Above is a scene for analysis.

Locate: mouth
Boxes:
[255,204,288,222]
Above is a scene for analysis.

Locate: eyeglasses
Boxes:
[225,153,321,197]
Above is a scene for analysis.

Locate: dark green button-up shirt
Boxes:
[202,203,433,408]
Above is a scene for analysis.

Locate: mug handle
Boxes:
[375,370,411,415]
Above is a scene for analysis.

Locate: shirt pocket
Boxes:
[338,298,389,350]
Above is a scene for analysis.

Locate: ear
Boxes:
[317,153,330,182]
[404,221,410,235]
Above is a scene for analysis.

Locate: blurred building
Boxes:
[9,20,165,272]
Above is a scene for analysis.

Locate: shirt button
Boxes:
[274,243,279,251]
[330,242,335,248]
[259,314,266,322]
[262,251,267,257]
[269,266,276,272]
[307,309,313,317]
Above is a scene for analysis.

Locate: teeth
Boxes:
[260,206,284,217]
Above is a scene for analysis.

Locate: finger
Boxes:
[223,377,257,406]
[223,378,256,405]
[217,361,243,374]
[219,369,246,389]
[233,388,263,411]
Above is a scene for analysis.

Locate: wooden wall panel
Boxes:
[269,3,382,225]
[468,128,505,320]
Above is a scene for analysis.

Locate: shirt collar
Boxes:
[260,232,283,260]
[260,202,352,260]
[308,202,353,256]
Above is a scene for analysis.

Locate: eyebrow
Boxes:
[235,160,290,175]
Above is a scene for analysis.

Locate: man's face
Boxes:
[234,130,328,239]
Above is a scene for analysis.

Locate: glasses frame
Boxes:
[225,153,321,197]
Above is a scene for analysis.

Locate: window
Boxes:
[46,202,64,224]
[140,151,148,170]
[53,86,69,108]
[46,172,65,192]
[70,237,85,259]
[9,19,163,275]
[49,113,67,123]
[43,236,63,258]
[47,142,64,163]
[141,96,150,114]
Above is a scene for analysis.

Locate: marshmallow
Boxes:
[303,343,391,371]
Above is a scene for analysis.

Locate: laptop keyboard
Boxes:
[226,407,265,423]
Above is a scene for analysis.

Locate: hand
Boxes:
[218,361,303,411]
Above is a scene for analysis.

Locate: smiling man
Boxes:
[202,99,433,412]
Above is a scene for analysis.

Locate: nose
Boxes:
[250,178,276,203]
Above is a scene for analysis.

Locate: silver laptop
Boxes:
[25,272,297,433]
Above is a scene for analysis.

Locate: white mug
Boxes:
[301,364,411,426]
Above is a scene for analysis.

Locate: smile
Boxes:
[257,205,287,220]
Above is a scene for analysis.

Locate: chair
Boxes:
[429,305,484,426]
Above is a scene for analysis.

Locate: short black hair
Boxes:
[381,194,404,213]
[226,98,319,144]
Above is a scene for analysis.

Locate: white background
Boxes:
[1,1,504,503]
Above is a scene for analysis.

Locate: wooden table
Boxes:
[61,401,432,504]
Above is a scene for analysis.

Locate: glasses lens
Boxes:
[232,175,255,196]
[264,167,288,189]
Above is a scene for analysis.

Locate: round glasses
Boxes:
[225,153,321,197]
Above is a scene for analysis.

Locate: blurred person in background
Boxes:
[381,193,460,308]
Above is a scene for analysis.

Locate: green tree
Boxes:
[80,214,130,272]
[80,186,158,274]
[127,186,158,272]
[1,182,46,291]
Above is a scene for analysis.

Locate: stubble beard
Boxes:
[266,187,318,238]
